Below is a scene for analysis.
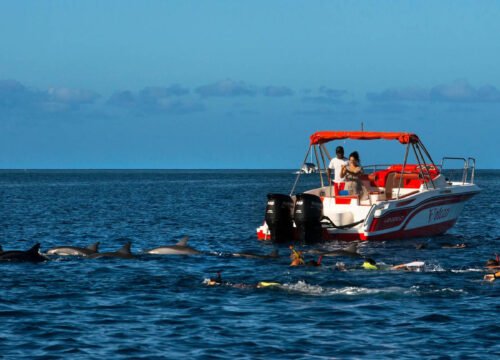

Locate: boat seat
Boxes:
[395,173,421,188]
[385,172,397,200]
[385,172,423,199]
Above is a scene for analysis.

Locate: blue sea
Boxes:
[1,170,499,359]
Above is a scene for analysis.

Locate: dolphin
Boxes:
[88,242,134,259]
[145,236,201,255]
[0,243,48,262]
[46,242,100,256]
[231,249,279,259]
[308,243,362,258]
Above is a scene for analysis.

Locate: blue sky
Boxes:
[1,1,499,168]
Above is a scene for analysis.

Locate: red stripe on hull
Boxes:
[257,192,478,242]
[363,219,457,241]
[369,193,475,232]
[260,218,458,241]
[324,219,457,241]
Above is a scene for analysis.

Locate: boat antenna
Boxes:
[361,122,364,131]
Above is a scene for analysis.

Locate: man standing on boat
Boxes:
[327,146,349,195]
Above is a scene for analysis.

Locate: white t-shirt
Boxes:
[328,157,348,183]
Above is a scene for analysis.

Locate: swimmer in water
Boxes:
[289,246,323,266]
[335,262,347,271]
[361,258,425,271]
[483,255,500,281]
[206,271,223,286]
[362,258,379,270]
[205,272,281,288]
[306,255,323,267]
[483,272,500,282]
[391,261,425,271]
[289,246,305,266]
[485,255,500,269]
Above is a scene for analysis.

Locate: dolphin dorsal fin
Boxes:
[29,243,41,254]
[344,243,358,253]
[87,242,100,252]
[176,236,189,247]
[118,242,132,254]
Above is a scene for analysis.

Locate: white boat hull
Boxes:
[257,183,480,241]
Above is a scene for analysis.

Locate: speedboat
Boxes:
[257,131,481,242]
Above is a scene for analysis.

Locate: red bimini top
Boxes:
[310,131,420,145]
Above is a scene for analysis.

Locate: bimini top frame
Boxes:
[291,130,439,199]
[310,131,419,145]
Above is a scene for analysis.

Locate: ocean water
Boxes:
[0,170,499,359]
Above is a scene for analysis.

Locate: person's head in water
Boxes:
[207,271,223,286]
[306,255,323,267]
[349,151,360,166]
[289,246,305,266]
[362,258,378,270]
[485,259,500,268]
[336,146,345,159]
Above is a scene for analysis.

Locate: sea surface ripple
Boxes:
[0,170,499,359]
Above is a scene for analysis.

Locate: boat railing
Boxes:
[439,157,476,184]
[363,164,394,174]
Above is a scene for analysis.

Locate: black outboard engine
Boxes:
[294,193,324,244]
[265,193,294,243]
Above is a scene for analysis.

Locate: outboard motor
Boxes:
[294,193,323,244]
[265,193,294,243]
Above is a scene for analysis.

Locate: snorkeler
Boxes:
[289,246,323,267]
[206,271,223,286]
[484,272,500,282]
[361,258,425,271]
[289,246,305,266]
[484,255,500,269]
[256,281,281,288]
[362,258,379,270]
[482,255,500,281]
[306,255,323,267]
[205,272,281,288]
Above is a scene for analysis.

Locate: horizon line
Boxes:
[1,168,498,171]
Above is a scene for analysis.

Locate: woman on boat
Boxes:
[341,151,368,200]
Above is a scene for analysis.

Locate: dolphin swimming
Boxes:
[0,243,47,262]
[308,243,362,258]
[88,242,134,259]
[145,236,201,255]
[231,249,279,259]
[46,242,100,256]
